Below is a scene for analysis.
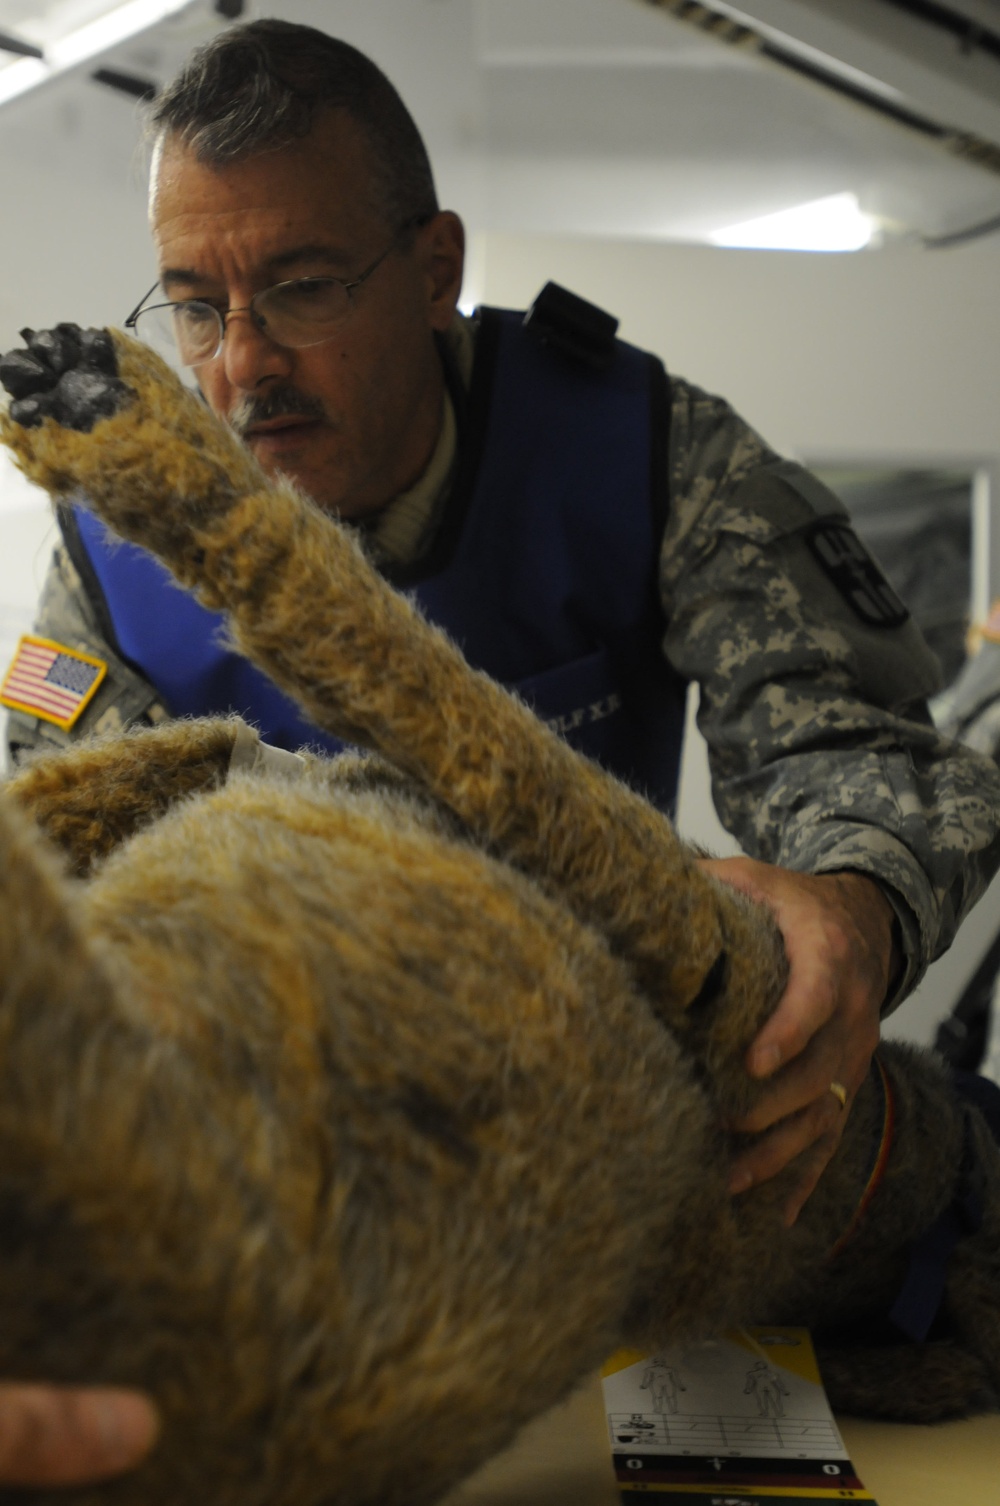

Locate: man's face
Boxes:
[150,112,464,518]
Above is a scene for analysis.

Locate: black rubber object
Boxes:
[0,323,127,431]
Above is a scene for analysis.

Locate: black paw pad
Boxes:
[24,323,83,376]
[0,350,58,401]
[1,323,126,431]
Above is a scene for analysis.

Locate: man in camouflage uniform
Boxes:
[8,13,1000,1204]
[3,16,1000,1487]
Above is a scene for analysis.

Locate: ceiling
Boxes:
[0,0,996,521]
[0,0,999,266]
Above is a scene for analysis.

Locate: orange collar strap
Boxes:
[829,1053,896,1261]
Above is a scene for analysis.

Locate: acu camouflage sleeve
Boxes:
[660,378,1000,1007]
[3,537,168,769]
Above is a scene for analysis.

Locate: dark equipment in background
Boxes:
[91,68,158,102]
[931,635,1000,1072]
[935,929,1000,1070]
[814,466,1000,1073]
[0,32,43,60]
[90,0,247,103]
[813,467,974,686]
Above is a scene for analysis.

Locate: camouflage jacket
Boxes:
[6,318,1000,1006]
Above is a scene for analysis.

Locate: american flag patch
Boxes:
[0,635,107,730]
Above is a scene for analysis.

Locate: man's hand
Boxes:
[698,857,899,1225]
[0,1384,158,1487]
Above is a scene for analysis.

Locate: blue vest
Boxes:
[62,298,687,809]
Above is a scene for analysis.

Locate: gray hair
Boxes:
[150,19,439,227]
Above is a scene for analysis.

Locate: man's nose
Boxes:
[219,309,294,390]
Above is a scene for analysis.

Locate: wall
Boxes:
[0,485,59,677]
[475,232,1000,462]
[477,231,1000,1043]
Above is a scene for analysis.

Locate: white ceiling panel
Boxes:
[0,0,995,288]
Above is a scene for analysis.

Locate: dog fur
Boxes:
[0,330,997,1506]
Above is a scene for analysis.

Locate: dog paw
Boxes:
[0,324,131,432]
[0,324,267,565]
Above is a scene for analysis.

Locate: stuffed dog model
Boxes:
[0,327,996,1506]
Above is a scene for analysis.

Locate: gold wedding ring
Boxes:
[829,1080,848,1110]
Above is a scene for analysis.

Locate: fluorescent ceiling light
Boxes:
[0,0,192,107]
[0,57,48,107]
[709,192,876,253]
[50,0,191,67]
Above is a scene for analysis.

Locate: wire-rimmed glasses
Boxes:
[125,217,426,369]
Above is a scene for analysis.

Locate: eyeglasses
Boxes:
[124,217,426,369]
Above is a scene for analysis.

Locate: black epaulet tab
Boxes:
[523,282,619,371]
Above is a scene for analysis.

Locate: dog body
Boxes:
[0,330,998,1503]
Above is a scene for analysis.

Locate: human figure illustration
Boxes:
[640,1358,687,1415]
[744,1361,790,1418]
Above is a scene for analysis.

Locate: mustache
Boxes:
[227,386,327,438]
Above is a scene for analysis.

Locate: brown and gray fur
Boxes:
[0,333,998,1506]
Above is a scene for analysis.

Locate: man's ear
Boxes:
[419,211,466,332]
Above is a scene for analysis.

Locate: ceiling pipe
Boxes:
[0,32,43,60]
[91,66,158,101]
[637,0,1000,244]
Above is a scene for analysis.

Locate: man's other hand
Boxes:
[698,857,898,1225]
[0,1384,158,1487]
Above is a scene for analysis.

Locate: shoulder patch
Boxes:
[1,634,107,729]
[803,521,910,630]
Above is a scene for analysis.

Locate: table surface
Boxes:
[443,1375,1000,1506]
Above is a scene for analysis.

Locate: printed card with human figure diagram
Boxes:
[602,1326,877,1502]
